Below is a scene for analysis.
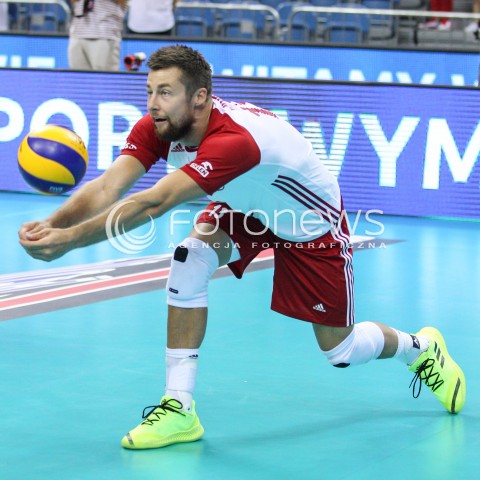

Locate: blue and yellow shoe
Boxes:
[121,396,204,449]
[409,327,466,414]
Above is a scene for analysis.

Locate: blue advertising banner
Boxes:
[0,68,479,219]
[0,34,479,86]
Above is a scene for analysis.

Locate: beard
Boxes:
[154,113,194,142]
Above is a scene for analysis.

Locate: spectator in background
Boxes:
[127,0,178,36]
[465,0,480,36]
[69,0,127,71]
[419,0,453,30]
[0,3,9,31]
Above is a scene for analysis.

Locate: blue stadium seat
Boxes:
[175,15,209,37]
[277,1,318,41]
[8,3,31,31]
[30,7,55,32]
[26,4,68,33]
[323,3,370,44]
[7,3,18,29]
[174,1,215,37]
[308,0,338,38]
[55,3,68,31]
[362,0,397,42]
[218,1,271,40]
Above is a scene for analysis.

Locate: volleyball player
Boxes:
[19,45,466,450]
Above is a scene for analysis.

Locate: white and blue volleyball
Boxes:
[17,125,88,195]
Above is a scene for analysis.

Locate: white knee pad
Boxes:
[322,322,385,368]
[166,237,219,308]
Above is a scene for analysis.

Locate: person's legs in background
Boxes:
[419,0,453,30]
[68,38,91,70]
[85,39,120,71]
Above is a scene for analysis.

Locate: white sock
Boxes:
[165,348,199,412]
[393,329,429,365]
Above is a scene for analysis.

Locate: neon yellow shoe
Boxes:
[408,327,466,414]
[121,396,204,449]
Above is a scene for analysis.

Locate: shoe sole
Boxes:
[417,326,466,414]
[122,422,204,450]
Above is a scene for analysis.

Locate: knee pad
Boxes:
[322,322,385,368]
[166,237,219,308]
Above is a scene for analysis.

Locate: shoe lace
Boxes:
[409,358,444,398]
[141,398,186,426]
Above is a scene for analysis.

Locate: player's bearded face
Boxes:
[147,68,197,142]
[153,109,194,142]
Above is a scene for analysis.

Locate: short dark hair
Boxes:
[147,45,212,99]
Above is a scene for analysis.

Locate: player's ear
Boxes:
[193,88,208,108]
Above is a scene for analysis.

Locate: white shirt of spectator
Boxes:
[127,0,175,33]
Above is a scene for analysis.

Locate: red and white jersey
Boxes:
[121,96,341,241]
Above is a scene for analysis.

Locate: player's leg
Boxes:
[302,213,426,366]
[163,222,236,408]
[313,322,426,367]
[122,197,276,450]
[158,204,272,423]
[314,321,466,414]
[322,215,464,413]
[272,212,465,414]
[307,220,466,414]
[121,222,235,449]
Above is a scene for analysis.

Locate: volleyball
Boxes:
[17,125,88,195]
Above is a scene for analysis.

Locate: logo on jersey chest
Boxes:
[168,143,199,169]
[171,143,184,153]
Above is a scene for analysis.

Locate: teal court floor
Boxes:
[1,191,479,480]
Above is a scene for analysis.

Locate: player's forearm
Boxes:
[69,193,168,250]
[45,177,123,229]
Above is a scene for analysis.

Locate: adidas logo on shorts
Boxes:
[313,303,326,312]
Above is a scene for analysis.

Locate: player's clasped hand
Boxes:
[18,222,73,261]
